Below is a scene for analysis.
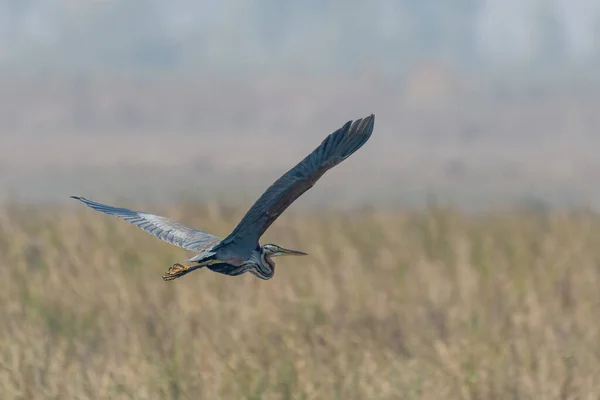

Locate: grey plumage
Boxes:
[70,197,222,257]
[72,114,375,281]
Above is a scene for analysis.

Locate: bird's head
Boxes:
[261,243,307,258]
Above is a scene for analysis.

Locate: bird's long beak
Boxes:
[277,248,308,257]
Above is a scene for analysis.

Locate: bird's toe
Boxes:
[162,263,191,281]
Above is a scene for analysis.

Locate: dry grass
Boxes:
[1,202,600,399]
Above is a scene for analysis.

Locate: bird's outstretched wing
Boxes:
[220,114,375,251]
[71,196,222,253]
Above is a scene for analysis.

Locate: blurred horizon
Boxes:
[1,0,599,210]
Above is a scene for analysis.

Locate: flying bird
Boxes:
[72,114,375,281]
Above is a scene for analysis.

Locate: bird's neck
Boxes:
[251,250,274,279]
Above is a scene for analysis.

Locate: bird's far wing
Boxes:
[71,196,222,253]
[220,114,375,250]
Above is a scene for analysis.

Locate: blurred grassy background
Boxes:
[1,202,600,398]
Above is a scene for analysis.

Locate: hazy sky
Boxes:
[1,0,599,75]
[1,1,599,207]
[477,0,598,62]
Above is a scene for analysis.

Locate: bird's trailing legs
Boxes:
[162,263,197,281]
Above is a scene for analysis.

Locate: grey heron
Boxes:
[72,114,375,281]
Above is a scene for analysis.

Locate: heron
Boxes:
[71,114,375,281]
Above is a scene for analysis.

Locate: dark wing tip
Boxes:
[71,196,101,209]
[338,114,375,159]
[352,114,375,133]
[70,195,90,204]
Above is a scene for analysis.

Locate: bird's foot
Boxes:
[162,263,193,281]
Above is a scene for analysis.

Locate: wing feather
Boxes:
[71,196,221,253]
[220,114,375,251]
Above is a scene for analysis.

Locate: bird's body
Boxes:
[72,114,375,281]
